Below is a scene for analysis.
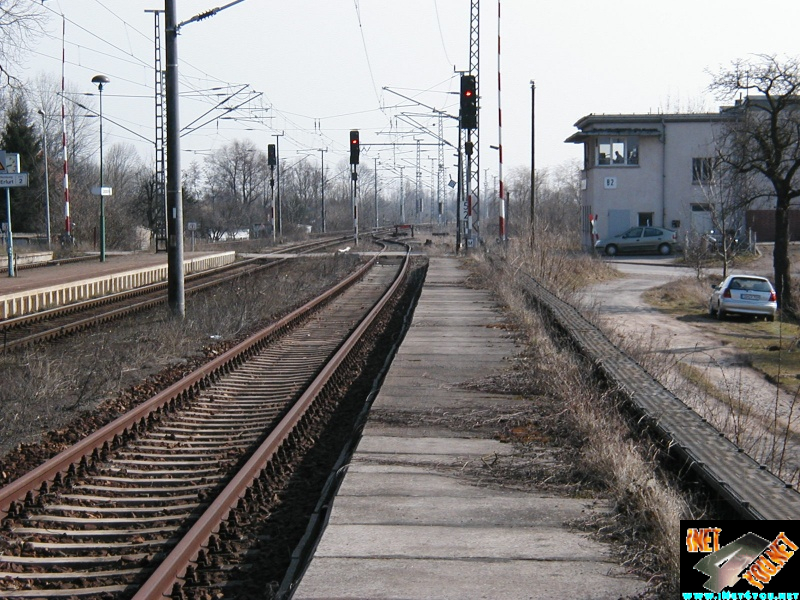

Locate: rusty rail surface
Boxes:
[0,244,409,598]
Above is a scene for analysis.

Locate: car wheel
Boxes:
[717,307,725,320]
[708,303,716,317]
[768,314,775,322]
[658,243,672,255]
[605,244,618,256]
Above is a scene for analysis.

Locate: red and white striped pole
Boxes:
[61,14,71,239]
[497,0,506,242]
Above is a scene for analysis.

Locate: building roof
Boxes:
[565,112,731,144]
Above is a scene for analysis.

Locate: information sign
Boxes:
[0,173,29,187]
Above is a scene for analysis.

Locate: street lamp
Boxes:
[38,109,52,250]
[92,74,110,262]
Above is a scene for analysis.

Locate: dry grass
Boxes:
[635,273,800,485]
[0,256,361,457]
[474,233,686,596]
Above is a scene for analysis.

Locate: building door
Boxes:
[607,209,630,237]
[690,204,713,235]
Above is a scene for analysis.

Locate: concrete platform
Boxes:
[0,251,234,319]
[291,257,647,600]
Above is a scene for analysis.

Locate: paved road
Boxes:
[583,257,799,480]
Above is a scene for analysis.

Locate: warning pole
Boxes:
[497,0,505,242]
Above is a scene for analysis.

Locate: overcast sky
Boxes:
[18,0,800,187]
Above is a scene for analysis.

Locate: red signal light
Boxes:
[349,130,360,165]
[460,75,477,129]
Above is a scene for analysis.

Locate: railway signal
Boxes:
[460,75,477,129]
[349,130,360,165]
[267,144,276,166]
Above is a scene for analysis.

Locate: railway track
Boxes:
[0,236,357,352]
[0,244,411,599]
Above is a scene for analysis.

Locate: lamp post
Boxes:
[530,79,536,248]
[38,110,52,250]
[92,74,110,262]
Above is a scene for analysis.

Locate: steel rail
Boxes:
[133,246,410,600]
[0,236,358,351]
[0,250,383,520]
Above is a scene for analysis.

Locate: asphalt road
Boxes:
[583,257,800,481]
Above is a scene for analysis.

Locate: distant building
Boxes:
[566,112,734,249]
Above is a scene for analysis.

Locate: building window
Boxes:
[692,157,715,182]
[638,212,654,227]
[596,137,639,166]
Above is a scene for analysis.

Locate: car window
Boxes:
[623,228,643,238]
[730,278,770,292]
[644,228,662,237]
[752,282,770,292]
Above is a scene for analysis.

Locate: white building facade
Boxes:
[566,112,732,249]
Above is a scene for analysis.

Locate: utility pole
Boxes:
[320,148,327,233]
[164,0,245,318]
[38,110,52,250]
[165,0,184,317]
[274,132,284,238]
[415,139,422,221]
[374,156,379,228]
[530,80,536,248]
[399,165,405,224]
[468,0,481,245]
[349,130,360,245]
[268,143,276,242]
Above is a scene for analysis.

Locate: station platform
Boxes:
[290,257,646,600]
[0,251,235,320]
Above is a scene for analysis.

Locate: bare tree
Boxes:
[709,54,800,314]
[204,139,268,208]
[0,0,46,85]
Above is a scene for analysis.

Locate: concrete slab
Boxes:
[294,558,641,600]
[290,257,647,600]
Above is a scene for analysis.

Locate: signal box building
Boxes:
[565,112,734,249]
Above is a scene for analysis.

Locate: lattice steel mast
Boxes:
[468,0,480,244]
[146,9,168,252]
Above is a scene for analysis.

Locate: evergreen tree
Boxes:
[1,92,43,232]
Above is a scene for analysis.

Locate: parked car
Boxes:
[704,229,743,252]
[595,226,678,256]
[708,275,777,321]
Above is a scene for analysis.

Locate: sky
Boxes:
[15,0,800,191]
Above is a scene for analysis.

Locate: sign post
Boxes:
[0,151,28,277]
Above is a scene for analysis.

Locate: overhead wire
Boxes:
[32,1,449,167]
